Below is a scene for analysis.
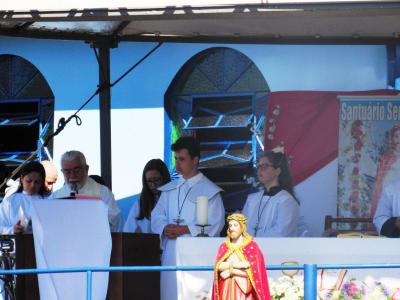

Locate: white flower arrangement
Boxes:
[269,275,304,300]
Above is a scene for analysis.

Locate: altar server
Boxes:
[0,161,50,234]
[242,151,300,237]
[151,136,225,248]
[4,160,58,197]
[124,159,171,233]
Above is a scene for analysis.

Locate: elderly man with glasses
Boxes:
[52,150,122,231]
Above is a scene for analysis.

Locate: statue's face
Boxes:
[228,220,243,240]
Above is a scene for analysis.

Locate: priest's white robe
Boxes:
[242,189,300,237]
[52,176,122,232]
[0,192,48,234]
[151,172,225,249]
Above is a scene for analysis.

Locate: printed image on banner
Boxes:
[338,96,400,224]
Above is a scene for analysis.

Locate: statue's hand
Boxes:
[220,269,231,279]
[218,262,230,271]
[233,261,250,269]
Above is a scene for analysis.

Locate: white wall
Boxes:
[111,108,165,200]
[295,159,339,237]
[52,110,101,190]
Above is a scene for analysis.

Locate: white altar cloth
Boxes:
[31,200,112,300]
[161,237,400,300]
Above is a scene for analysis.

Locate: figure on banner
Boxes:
[242,151,301,237]
[52,150,122,232]
[373,180,400,237]
[151,136,225,247]
[124,159,171,233]
[371,124,400,217]
[212,213,271,300]
[0,161,50,234]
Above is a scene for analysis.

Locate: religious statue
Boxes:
[212,213,271,300]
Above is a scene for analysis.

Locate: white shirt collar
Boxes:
[186,172,203,188]
[178,172,203,188]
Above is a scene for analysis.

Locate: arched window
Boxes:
[0,54,54,169]
[165,47,269,211]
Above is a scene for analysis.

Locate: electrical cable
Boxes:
[0,42,163,192]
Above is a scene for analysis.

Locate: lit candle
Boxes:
[196,196,208,225]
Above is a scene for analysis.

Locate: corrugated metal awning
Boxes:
[1,1,400,44]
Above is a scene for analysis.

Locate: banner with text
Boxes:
[338,95,400,220]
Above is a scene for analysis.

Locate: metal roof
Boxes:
[1,1,400,44]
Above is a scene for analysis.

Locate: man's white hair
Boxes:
[61,150,87,166]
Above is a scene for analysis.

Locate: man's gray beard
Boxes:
[68,182,82,192]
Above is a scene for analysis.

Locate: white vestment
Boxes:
[0,192,48,234]
[4,178,20,198]
[151,172,225,249]
[123,199,151,233]
[373,181,400,234]
[52,176,122,232]
[152,172,224,300]
[242,189,300,237]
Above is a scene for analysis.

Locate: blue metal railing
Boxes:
[1,263,400,300]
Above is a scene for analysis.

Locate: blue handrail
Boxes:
[86,270,92,300]
[304,264,318,299]
[1,263,400,300]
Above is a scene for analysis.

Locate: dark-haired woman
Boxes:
[0,161,49,234]
[124,159,171,233]
[242,151,300,237]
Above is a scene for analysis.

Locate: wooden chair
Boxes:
[323,215,378,237]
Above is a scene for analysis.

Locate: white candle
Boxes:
[196,196,208,225]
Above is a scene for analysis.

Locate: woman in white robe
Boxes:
[242,151,301,237]
[0,161,50,234]
[124,159,171,233]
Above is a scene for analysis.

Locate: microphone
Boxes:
[70,182,78,196]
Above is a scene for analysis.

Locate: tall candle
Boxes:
[196,196,208,225]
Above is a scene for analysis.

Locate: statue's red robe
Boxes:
[212,237,271,300]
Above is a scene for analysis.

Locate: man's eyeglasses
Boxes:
[62,166,84,175]
[256,163,273,171]
[146,177,162,185]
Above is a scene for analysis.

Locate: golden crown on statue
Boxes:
[227,213,247,225]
